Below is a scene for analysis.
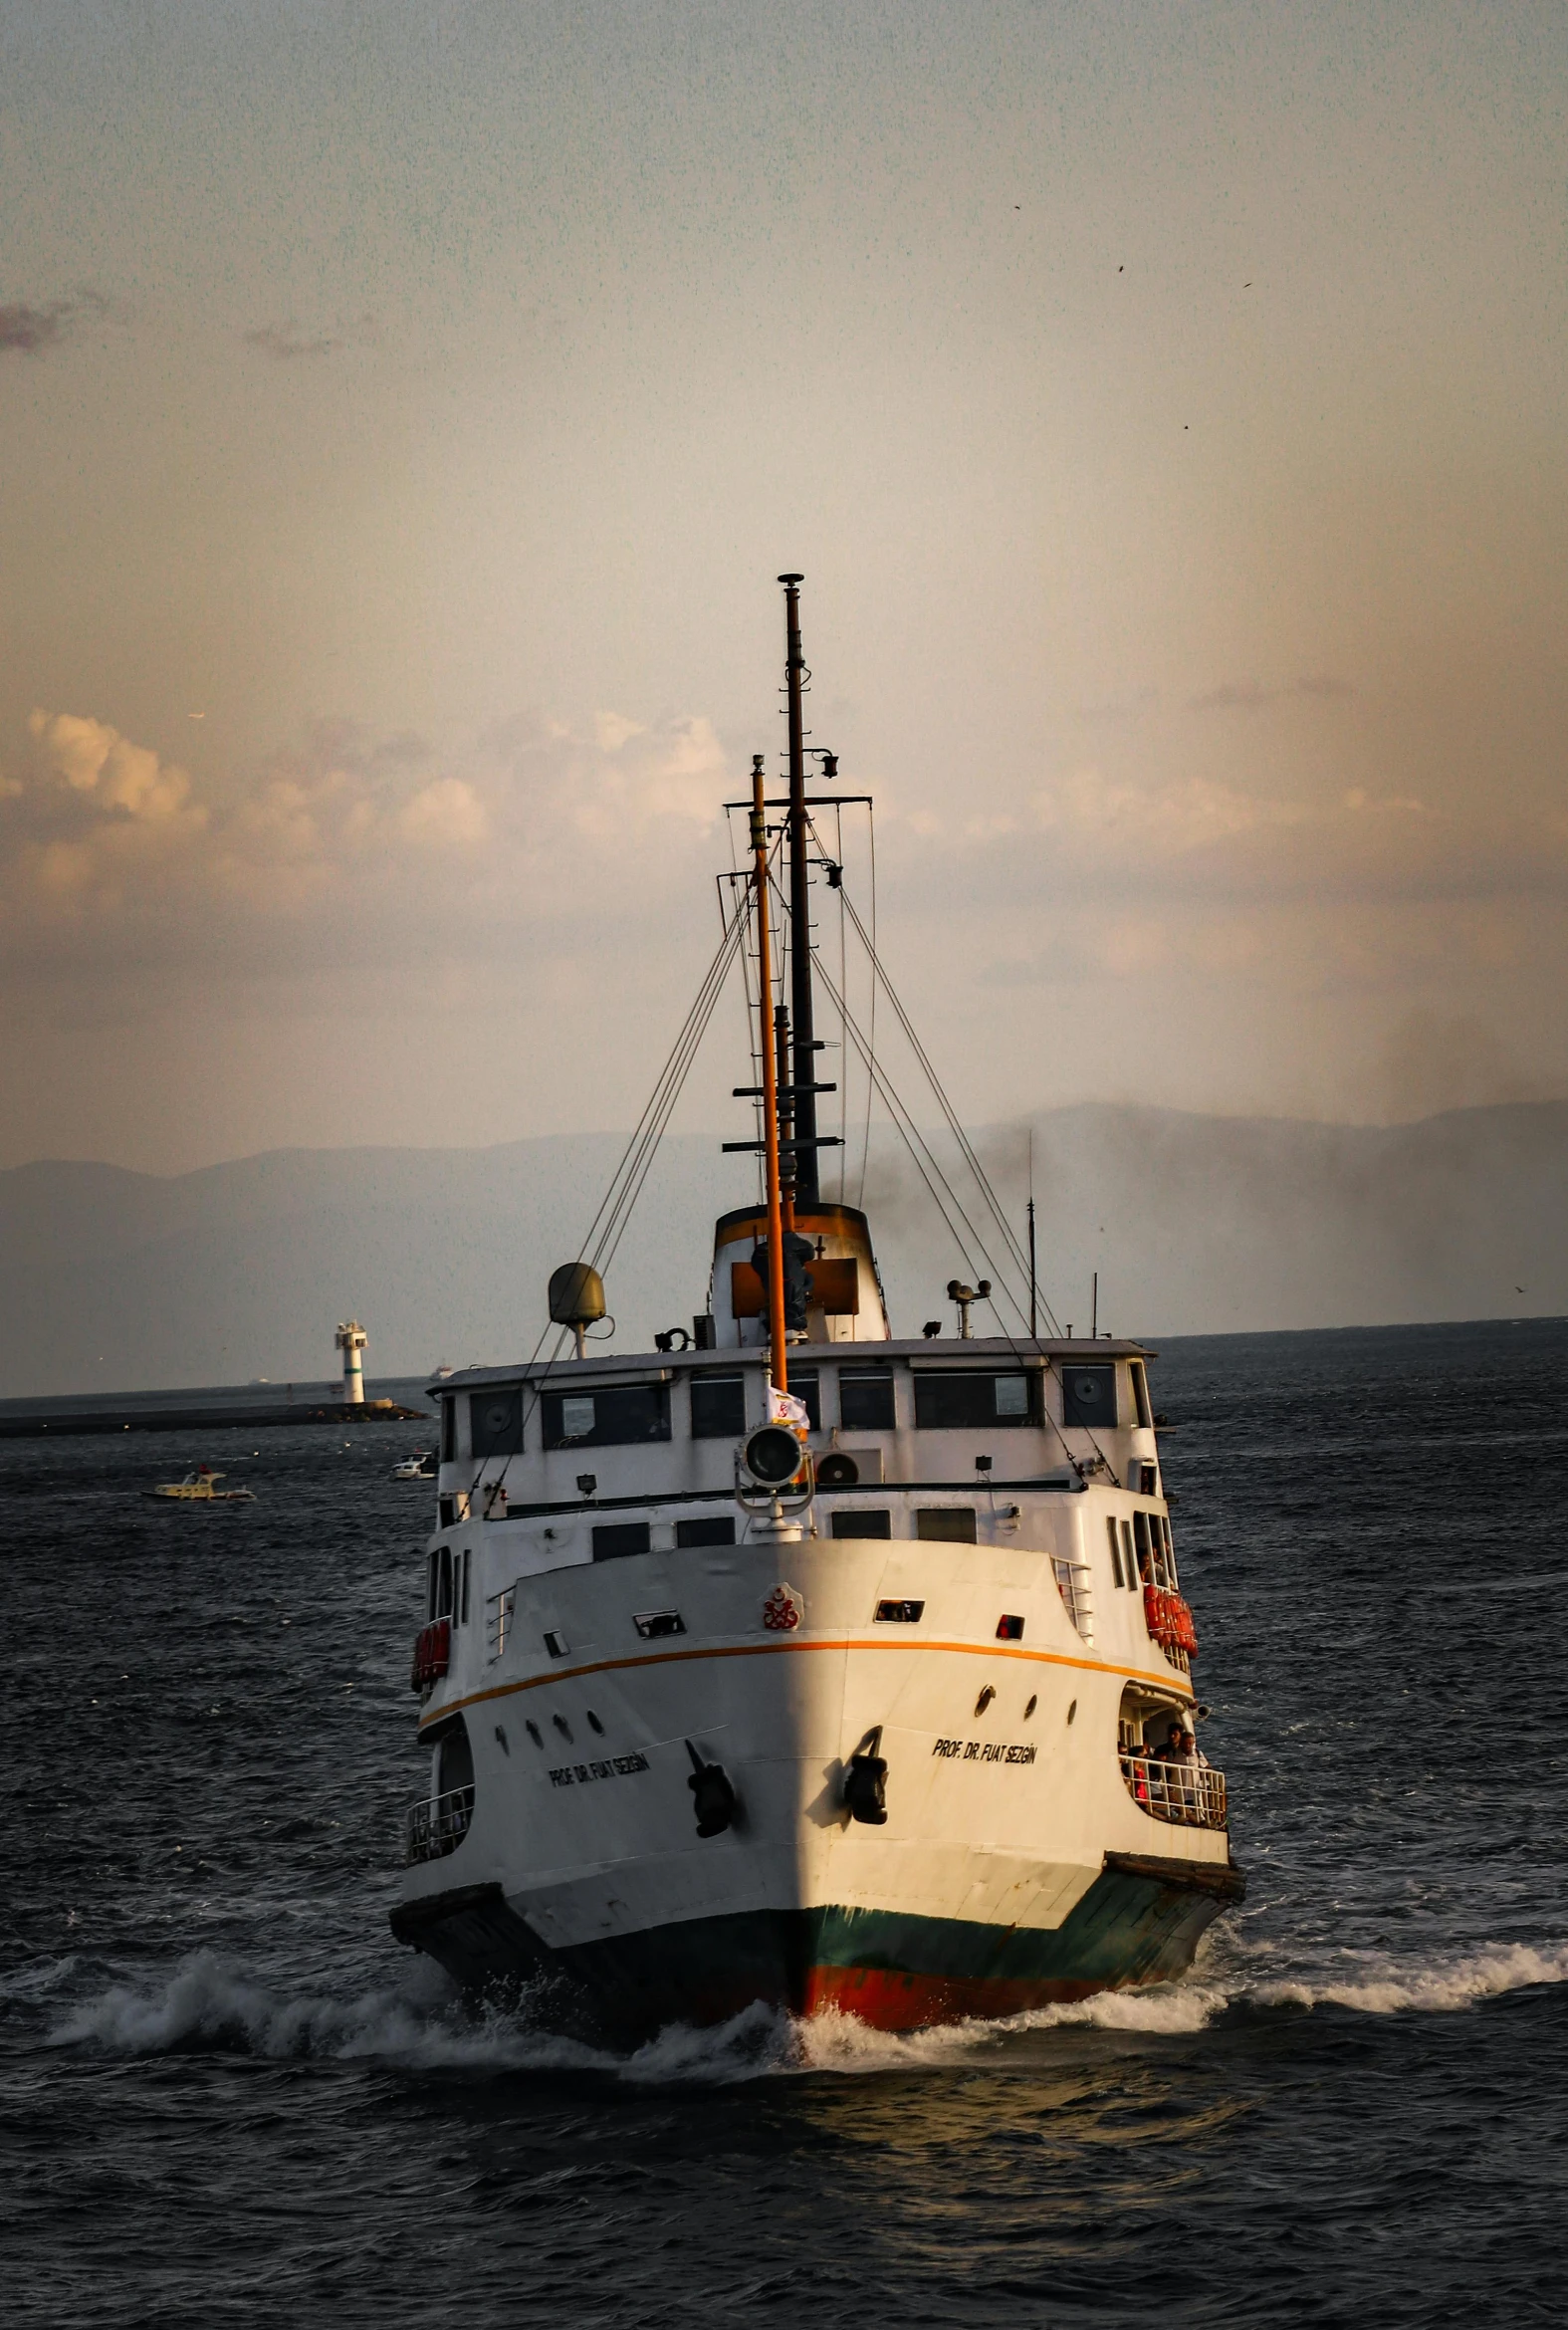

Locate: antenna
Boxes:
[779,573,819,1205]
[1092,1270,1098,1339]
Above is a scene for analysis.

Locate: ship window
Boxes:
[1061,1364,1117,1429]
[874,1598,925,1623]
[460,1549,470,1626]
[439,1397,456,1463]
[831,1509,891,1538]
[913,1372,1034,1429]
[690,1373,746,1439]
[916,1508,977,1542]
[788,1368,821,1430]
[470,1388,523,1458]
[1133,1510,1152,1580]
[675,1514,736,1548]
[1130,1361,1153,1431]
[544,1382,671,1449]
[633,1609,686,1639]
[838,1368,895,1431]
[592,1520,651,1561]
[1107,1516,1125,1588]
[436,1544,454,1618]
[1121,1517,1135,1588]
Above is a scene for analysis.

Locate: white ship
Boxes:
[391,577,1241,2034]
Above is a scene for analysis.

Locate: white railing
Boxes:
[404,1784,475,1865]
[1051,1557,1094,1646]
[1120,1754,1228,1831]
[486,1586,514,1663]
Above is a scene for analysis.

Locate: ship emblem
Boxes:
[763,1583,803,1632]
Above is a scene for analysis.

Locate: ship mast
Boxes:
[779,573,819,1209]
[749,752,788,1394]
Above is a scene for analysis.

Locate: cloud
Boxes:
[0,302,70,354]
[242,313,380,360]
[1190,675,1356,710]
[28,710,195,819]
[0,703,731,988]
[0,291,119,357]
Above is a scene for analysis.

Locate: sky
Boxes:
[2,0,1566,1176]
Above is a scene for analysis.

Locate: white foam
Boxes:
[1251,1941,1568,2017]
[46,1936,1568,2084]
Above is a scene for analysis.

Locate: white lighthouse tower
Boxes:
[335,1319,367,1406]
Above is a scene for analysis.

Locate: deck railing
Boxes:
[404,1784,475,1865]
[1120,1754,1228,1830]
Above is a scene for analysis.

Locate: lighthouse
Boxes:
[335,1320,367,1406]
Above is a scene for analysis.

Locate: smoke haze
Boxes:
[3,1102,1562,1398]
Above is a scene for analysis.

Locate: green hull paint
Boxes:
[391,1852,1244,2034]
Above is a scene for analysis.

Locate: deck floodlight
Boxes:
[743,1423,803,1487]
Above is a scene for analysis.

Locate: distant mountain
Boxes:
[1,1100,1563,1398]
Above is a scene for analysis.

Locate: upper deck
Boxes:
[430,1337,1163,1519]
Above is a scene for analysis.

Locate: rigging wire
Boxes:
[857,801,877,1210]
[468,878,754,1512]
[810,945,1116,1483]
[831,871,1053,1319]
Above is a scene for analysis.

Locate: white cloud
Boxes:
[28,709,198,820]
[397,776,489,848]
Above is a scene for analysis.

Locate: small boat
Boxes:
[392,1451,438,1481]
[148,1466,255,1503]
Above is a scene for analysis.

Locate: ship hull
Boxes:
[390,1852,1241,2036]
[393,1530,1240,2038]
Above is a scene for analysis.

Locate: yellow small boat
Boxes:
[148,1466,255,1503]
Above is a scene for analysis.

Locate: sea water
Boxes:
[3,1320,1565,2326]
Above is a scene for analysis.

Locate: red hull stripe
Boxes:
[802,1963,1105,2030]
[421,1635,1193,1736]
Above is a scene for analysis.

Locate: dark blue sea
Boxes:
[4,1320,1565,2326]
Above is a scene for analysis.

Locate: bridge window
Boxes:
[838,1368,895,1430]
[913,1372,1034,1429]
[1061,1364,1117,1429]
[690,1373,746,1439]
[470,1388,523,1457]
[544,1382,671,1449]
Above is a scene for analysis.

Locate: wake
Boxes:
[38,1937,1568,2085]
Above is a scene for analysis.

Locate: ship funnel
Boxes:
[549,1262,607,1360]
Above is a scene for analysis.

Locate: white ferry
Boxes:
[390,577,1241,2034]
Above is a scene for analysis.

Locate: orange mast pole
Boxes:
[750,752,788,1397]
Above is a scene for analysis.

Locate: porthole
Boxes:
[975,1684,996,1717]
[553,1714,573,1742]
[1066,1699,1077,1726]
[525,1720,543,1748]
[586,1710,605,1736]
[1023,1695,1037,1720]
